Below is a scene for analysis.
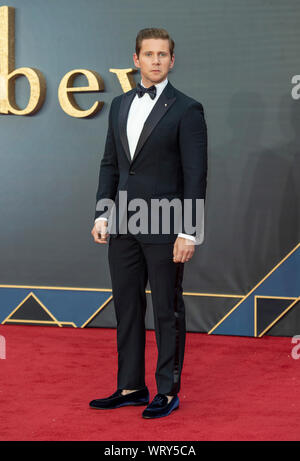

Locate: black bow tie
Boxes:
[136,83,157,100]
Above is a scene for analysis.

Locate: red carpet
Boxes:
[0,324,299,441]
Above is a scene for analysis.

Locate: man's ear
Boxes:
[170,54,175,69]
[133,52,140,68]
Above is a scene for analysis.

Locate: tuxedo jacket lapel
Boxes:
[118,81,177,165]
[132,86,176,164]
[118,89,136,164]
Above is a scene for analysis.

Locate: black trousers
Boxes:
[108,234,186,396]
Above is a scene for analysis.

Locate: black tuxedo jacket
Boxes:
[94,80,207,244]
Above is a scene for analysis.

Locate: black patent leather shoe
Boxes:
[89,387,149,410]
[142,393,179,419]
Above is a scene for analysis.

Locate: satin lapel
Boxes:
[131,85,176,164]
[118,89,136,164]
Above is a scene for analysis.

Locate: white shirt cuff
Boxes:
[178,233,196,242]
[95,217,108,223]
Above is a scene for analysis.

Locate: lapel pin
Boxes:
[165,103,168,107]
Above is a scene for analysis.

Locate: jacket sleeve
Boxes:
[179,101,207,241]
[94,99,119,221]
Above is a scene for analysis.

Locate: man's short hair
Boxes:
[135,28,175,58]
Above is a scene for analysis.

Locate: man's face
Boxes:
[133,38,175,87]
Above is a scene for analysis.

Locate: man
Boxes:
[90,28,207,419]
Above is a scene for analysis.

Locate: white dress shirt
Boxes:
[126,78,169,160]
[95,77,202,243]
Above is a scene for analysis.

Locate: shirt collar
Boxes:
[140,77,168,99]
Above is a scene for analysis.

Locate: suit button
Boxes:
[129,171,136,175]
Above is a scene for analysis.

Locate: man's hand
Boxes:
[173,237,195,263]
[91,220,109,244]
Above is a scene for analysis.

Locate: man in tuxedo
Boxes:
[90,28,207,418]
